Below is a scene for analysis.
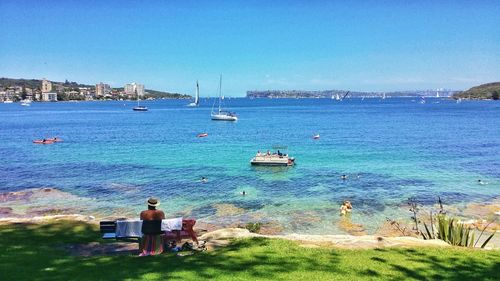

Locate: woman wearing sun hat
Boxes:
[139,197,166,256]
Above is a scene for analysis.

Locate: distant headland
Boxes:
[246,89,457,99]
[452,82,500,100]
[0,77,191,102]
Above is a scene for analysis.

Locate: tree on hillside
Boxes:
[492,90,499,100]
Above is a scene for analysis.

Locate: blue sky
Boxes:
[1,0,499,96]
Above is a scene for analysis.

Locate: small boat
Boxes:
[21,100,31,106]
[211,75,237,121]
[3,100,13,104]
[33,139,54,144]
[197,133,208,138]
[133,88,148,111]
[187,81,200,107]
[250,151,295,166]
[313,134,320,139]
[133,106,148,111]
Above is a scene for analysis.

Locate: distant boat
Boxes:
[335,94,341,100]
[197,133,208,138]
[382,93,386,100]
[21,100,31,106]
[420,97,426,104]
[3,100,13,104]
[133,88,148,111]
[211,75,237,121]
[313,134,320,140]
[187,81,200,107]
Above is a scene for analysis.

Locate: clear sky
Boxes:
[1,0,499,96]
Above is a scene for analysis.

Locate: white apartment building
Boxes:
[124,83,145,96]
[42,92,58,102]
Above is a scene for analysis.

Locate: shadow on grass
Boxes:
[0,221,499,280]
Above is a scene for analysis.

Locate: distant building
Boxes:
[135,83,145,96]
[42,92,58,102]
[42,79,52,93]
[96,82,111,96]
[124,82,145,96]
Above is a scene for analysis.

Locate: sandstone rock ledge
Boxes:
[200,228,450,250]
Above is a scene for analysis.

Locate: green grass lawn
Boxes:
[0,221,499,281]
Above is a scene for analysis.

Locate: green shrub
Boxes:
[245,222,262,233]
[422,214,494,248]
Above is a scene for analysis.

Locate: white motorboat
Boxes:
[250,151,295,166]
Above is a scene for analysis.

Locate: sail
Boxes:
[195,81,199,105]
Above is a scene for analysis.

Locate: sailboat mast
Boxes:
[218,75,222,113]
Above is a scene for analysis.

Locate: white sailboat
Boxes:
[211,75,237,121]
[187,81,200,107]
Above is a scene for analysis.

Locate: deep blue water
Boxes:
[0,98,499,234]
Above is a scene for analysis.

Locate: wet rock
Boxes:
[0,207,13,215]
[213,203,245,217]
[337,217,367,236]
[0,191,34,202]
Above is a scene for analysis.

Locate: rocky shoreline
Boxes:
[1,187,498,248]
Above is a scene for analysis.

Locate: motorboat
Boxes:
[250,151,295,166]
[313,134,320,139]
[197,133,208,138]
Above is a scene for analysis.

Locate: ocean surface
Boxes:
[1,98,499,234]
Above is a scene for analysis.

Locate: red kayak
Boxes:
[197,133,208,138]
[33,139,55,144]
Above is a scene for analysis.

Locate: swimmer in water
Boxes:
[478,179,487,185]
[201,177,207,183]
[240,191,246,196]
[340,200,353,216]
[341,174,347,180]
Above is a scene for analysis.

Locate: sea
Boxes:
[1,98,499,234]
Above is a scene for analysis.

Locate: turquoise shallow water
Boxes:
[1,98,499,234]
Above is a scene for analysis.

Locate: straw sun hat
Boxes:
[147,197,160,207]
